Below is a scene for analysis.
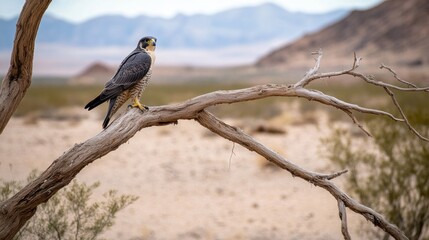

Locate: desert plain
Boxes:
[0,106,372,240]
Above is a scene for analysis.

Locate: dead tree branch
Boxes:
[196,110,407,240]
[383,87,429,141]
[293,53,428,142]
[380,64,418,88]
[338,200,351,240]
[2,51,426,238]
[0,0,52,134]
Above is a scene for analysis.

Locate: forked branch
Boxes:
[380,64,418,88]
[1,52,426,239]
[196,110,407,240]
[295,53,428,142]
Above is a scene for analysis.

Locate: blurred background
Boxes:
[1,0,428,239]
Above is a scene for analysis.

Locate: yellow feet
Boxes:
[130,97,149,111]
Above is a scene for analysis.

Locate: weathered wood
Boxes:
[0,81,414,239]
[0,0,52,134]
[196,110,408,240]
[337,200,352,240]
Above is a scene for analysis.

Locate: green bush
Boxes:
[0,171,138,240]
[322,121,429,239]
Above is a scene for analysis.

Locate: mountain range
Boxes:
[74,0,429,85]
[257,0,428,73]
[0,3,348,50]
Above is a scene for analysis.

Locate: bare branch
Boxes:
[342,109,372,137]
[294,88,404,122]
[297,52,361,87]
[319,169,349,180]
[352,52,363,70]
[294,49,323,87]
[347,71,429,92]
[297,53,429,93]
[383,87,429,141]
[195,110,408,240]
[380,64,418,88]
[291,52,428,140]
[338,200,352,240]
[228,142,235,170]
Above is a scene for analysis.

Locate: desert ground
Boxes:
[0,107,372,240]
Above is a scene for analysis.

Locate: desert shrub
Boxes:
[322,121,429,240]
[0,171,138,240]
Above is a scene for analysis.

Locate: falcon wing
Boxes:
[84,50,152,111]
[102,50,152,100]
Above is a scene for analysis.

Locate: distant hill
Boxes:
[0,3,347,50]
[69,62,116,85]
[257,0,429,72]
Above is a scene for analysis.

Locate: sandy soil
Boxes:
[0,113,367,240]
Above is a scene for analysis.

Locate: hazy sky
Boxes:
[1,0,382,23]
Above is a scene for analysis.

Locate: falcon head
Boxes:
[138,36,157,51]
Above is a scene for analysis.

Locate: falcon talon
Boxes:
[84,36,157,129]
[131,105,145,112]
[127,105,132,109]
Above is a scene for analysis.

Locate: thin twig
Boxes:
[342,109,372,137]
[347,72,429,92]
[318,169,349,180]
[306,49,323,77]
[383,87,429,141]
[338,200,352,240]
[380,64,418,88]
[294,88,404,122]
[299,54,429,92]
[352,52,362,70]
[298,52,361,87]
[294,49,323,87]
[228,142,235,170]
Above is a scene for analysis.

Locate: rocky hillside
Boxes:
[257,0,429,73]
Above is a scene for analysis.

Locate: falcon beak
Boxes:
[151,39,156,47]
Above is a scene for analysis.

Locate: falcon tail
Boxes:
[84,95,106,111]
[102,97,117,129]
[102,116,110,129]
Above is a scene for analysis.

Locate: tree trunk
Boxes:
[0,0,52,134]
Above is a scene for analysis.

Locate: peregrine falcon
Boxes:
[84,36,157,128]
